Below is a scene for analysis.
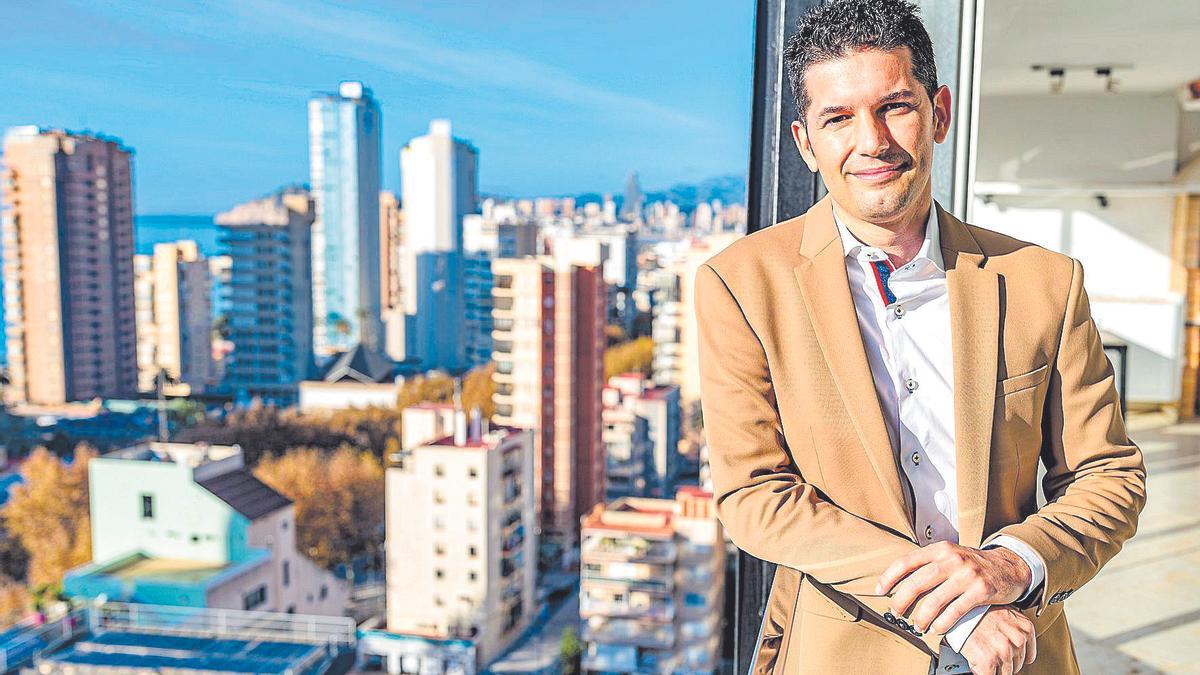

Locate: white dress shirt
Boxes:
[832,200,1045,671]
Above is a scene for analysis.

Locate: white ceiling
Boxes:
[979,0,1200,95]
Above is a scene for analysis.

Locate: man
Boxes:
[694,1,1146,673]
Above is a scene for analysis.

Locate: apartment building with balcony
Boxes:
[650,233,740,405]
[580,487,725,675]
[0,126,138,405]
[215,187,314,406]
[605,374,682,499]
[379,406,537,673]
[134,240,215,395]
[602,381,652,500]
[489,256,606,555]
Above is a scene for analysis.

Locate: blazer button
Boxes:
[905,378,919,392]
[924,525,934,541]
[884,611,897,623]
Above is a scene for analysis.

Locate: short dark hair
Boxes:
[783,0,938,125]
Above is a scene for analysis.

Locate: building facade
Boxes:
[64,442,347,616]
[216,188,314,406]
[603,374,683,500]
[1,126,138,404]
[580,487,725,675]
[489,258,606,553]
[134,240,214,395]
[380,189,406,361]
[651,233,740,404]
[383,409,537,671]
[308,81,383,356]
[490,258,556,529]
[398,120,479,368]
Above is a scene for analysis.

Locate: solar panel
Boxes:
[44,630,324,674]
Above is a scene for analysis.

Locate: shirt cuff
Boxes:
[986,534,1046,602]
[944,603,989,652]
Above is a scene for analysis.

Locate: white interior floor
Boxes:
[1069,416,1200,674]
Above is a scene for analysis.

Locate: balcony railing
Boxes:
[581,572,672,595]
[581,536,676,565]
[580,596,675,621]
[583,619,674,650]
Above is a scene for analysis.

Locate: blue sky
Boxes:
[2,1,756,214]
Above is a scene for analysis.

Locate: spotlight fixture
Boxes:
[1049,67,1065,94]
[1096,67,1119,93]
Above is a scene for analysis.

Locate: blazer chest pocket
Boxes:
[996,362,1049,397]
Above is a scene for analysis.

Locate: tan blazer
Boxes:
[695,195,1146,674]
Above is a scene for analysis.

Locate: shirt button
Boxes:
[925,525,934,541]
[911,452,921,465]
[894,305,905,318]
[905,378,918,392]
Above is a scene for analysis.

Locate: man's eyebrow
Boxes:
[816,104,851,119]
[879,89,917,103]
[817,90,919,120]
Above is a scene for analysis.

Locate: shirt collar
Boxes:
[832,200,945,273]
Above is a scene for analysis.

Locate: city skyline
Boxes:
[1,1,755,214]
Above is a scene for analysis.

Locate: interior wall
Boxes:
[970,92,1184,404]
[974,93,1179,184]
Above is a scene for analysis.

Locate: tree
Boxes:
[560,625,583,675]
[0,574,30,627]
[604,336,655,381]
[253,445,385,571]
[176,362,498,463]
[1,445,95,588]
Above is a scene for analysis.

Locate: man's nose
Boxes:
[854,115,891,157]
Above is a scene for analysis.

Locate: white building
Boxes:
[653,233,741,404]
[134,241,215,395]
[398,119,481,370]
[379,406,538,673]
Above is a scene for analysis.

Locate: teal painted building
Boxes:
[65,442,348,615]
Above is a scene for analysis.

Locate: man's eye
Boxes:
[884,103,911,112]
[825,115,849,126]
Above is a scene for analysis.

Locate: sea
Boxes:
[136,214,223,256]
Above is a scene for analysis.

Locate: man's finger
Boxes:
[998,620,1025,674]
[1026,628,1037,664]
[877,546,938,594]
[930,592,986,635]
[1013,634,1026,674]
[890,562,951,616]
[908,583,958,633]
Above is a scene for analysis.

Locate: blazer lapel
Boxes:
[939,205,999,549]
[792,196,914,540]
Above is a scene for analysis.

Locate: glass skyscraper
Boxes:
[308,81,383,357]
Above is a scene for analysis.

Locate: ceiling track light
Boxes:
[1031,63,1131,94]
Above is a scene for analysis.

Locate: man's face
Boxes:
[791,46,951,225]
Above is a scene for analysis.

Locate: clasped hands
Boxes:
[876,541,1038,674]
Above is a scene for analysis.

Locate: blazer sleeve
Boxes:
[982,256,1147,616]
[694,262,942,653]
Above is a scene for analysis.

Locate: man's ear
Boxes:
[932,84,952,145]
[791,119,819,173]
